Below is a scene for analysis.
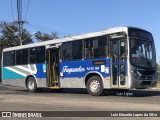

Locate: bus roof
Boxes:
[2,26,144,52]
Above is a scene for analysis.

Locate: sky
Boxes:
[0,0,160,62]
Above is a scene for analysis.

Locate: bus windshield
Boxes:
[130,38,156,68]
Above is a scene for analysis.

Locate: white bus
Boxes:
[1,26,157,96]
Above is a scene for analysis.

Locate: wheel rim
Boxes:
[90,80,100,93]
[28,81,34,90]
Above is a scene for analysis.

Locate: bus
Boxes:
[1,26,157,96]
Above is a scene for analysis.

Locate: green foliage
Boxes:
[34,31,58,42]
[0,21,59,82]
[0,21,32,48]
[0,21,32,69]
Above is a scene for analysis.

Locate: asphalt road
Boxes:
[0,83,160,120]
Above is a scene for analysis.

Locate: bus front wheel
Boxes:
[87,76,104,96]
[26,77,37,93]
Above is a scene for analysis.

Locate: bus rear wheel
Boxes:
[87,76,104,96]
[26,77,37,93]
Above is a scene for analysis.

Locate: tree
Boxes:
[0,21,33,82]
[0,21,59,82]
[0,22,32,47]
[34,31,58,42]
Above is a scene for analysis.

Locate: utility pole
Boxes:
[17,0,24,45]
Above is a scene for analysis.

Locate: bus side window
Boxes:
[84,36,108,59]
[72,40,82,60]
[3,51,15,66]
[36,46,45,63]
[16,49,29,65]
[22,49,28,64]
[62,40,82,61]
[16,50,22,65]
[30,48,36,64]
[93,36,108,58]
[62,42,72,61]
[84,39,93,59]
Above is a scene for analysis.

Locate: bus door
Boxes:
[47,48,60,88]
[110,39,127,88]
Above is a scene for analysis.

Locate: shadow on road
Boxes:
[40,88,160,97]
[37,88,89,94]
[126,89,160,97]
[103,89,160,97]
[1,83,160,97]
[26,88,160,97]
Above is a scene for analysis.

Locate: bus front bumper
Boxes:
[129,77,157,89]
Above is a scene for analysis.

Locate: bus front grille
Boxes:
[142,81,151,85]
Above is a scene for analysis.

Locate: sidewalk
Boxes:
[156,82,160,88]
[150,82,160,90]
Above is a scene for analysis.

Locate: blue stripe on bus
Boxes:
[2,59,127,80]
[34,64,46,78]
[59,58,110,78]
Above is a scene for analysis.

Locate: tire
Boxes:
[87,76,104,96]
[26,77,37,93]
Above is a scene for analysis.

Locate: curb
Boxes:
[151,87,160,90]
[150,83,160,90]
